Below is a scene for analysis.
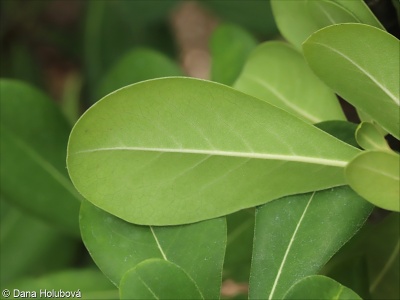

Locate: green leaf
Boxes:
[346,151,400,211]
[0,80,81,236]
[4,269,118,300]
[323,213,399,299]
[233,42,345,123]
[303,24,400,139]
[96,47,182,100]
[67,77,360,225]
[0,199,77,285]
[84,0,178,93]
[120,259,203,300]
[271,0,384,50]
[283,275,362,299]
[201,0,278,38]
[80,199,226,299]
[314,121,359,148]
[249,187,372,300]
[210,23,257,86]
[223,209,254,283]
[366,213,399,299]
[356,122,391,151]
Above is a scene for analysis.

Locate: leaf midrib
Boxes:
[73,146,349,168]
[268,192,315,299]
[149,228,205,299]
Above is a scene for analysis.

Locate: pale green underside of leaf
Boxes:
[233,41,345,123]
[67,77,359,225]
[271,0,384,50]
[345,151,400,212]
[119,259,203,300]
[283,275,362,299]
[249,186,372,300]
[79,199,226,299]
[303,24,400,139]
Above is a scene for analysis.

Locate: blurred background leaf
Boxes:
[0,198,78,287]
[0,80,81,236]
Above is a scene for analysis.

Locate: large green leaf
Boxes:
[303,24,400,139]
[234,42,345,123]
[0,80,81,236]
[120,259,204,299]
[210,23,257,86]
[283,275,362,299]
[96,48,182,100]
[345,151,400,212]
[271,0,384,50]
[4,269,118,300]
[0,199,77,286]
[67,77,360,225]
[80,199,226,299]
[249,187,372,300]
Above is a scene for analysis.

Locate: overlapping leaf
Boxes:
[67,77,360,225]
[234,42,345,123]
[119,259,203,300]
[249,187,372,300]
[283,275,361,299]
[355,122,390,151]
[345,151,400,212]
[271,0,383,50]
[303,24,400,139]
[79,199,226,299]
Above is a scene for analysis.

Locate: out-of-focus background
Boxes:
[0,0,279,108]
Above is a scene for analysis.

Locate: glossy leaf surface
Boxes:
[234,42,345,123]
[80,199,226,299]
[271,0,383,50]
[283,275,361,299]
[210,23,257,86]
[96,47,182,100]
[346,151,400,211]
[4,269,118,300]
[249,187,372,300]
[303,24,400,139]
[355,122,390,151]
[0,80,81,236]
[120,259,203,300]
[68,77,359,225]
